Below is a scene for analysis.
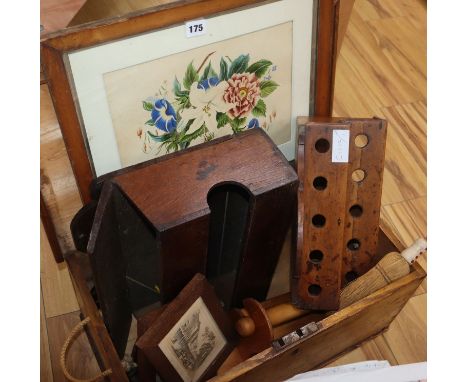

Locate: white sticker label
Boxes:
[332,130,350,163]
[185,19,207,38]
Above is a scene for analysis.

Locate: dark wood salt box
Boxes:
[81,129,298,356]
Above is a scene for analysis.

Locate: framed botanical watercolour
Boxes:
[41,0,339,202]
[136,273,237,382]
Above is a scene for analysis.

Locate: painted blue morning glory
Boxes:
[248,118,260,129]
[197,76,220,90]
[151,99,177,133]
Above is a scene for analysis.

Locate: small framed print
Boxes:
[41,0,339,202]
[136,274,237,382]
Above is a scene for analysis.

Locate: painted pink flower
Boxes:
[223,73,261,118]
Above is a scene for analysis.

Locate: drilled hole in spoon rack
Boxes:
[347,238,361,251]
[309,250,324,264]
[349,204,363,217]
[315,138,330,153]
[308,284,322,296]
[313,176,328,190]
[345,271,359,283]
[351,169,366,182]
[312,214,326,228]
[355,134,369,148]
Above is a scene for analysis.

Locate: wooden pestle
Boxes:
[235,238,427,337]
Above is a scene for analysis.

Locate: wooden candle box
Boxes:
[71,129,298,357]
[63,220,425,382]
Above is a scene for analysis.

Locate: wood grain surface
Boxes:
[86,130,297,353]
[40,0,86,34]
[136,274,237,382]
[65,251,130,381]
[40,0,427,377]
[40,289,53,381]
[330,0,426,367]
[41,0,336,202]
[109,129,297,307]
[112,130,296,230]
[40,84,83,254]
[210,263,425,382]
[382,196,427,295]
[292,118,386,310]
[41,191,64,263]
[46,312,101,382]
[40,222,79,318]
[69,0,175,26]
[383,292,426,364]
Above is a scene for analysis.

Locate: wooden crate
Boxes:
[63,220,425,382]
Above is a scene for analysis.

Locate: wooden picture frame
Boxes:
[41,0,339,203]
[136,273,237,382]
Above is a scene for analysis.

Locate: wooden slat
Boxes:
[267,229,292,299]
[336,0,356,55]
[313,0,339,116]
[40,287,54,382]
[333,10,423,110]
[381,196,427,294]
[366,16,426,98]
[381,197,427,252]
[380,101,426,205]
[41,45,94,203]
[46,311,102,382]
[41,191,64,263]
[383,293,427,363]
[41,0,87,34]
[40,222,79,318]
[353,0,426,23]
[69,0,175,27]
[326,334,398,367]
[292,118,387,309]
[293,122,349,310]
[40,84,83,253]
[331,0,426,366]
[65,251,130,381]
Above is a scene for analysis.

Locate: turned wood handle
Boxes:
[236,304,309,337]
[60,317,113,382]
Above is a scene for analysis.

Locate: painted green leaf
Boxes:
[183,62,199,90]
[201,62,219,81]
[182,118,195,133]
[228,54,250,78]
[216,112,230,128]
[173,77,181,94]
[220,57,228,81]
[201,63,211,81]
[145,119,155,126]
[252,99,267,117]
[142,101,154,111]
[246,59,272,78]
[176,95,191,109]
[209,67,219,80]
[167,141,179,153]
[260,80,279,97]
[147,131,173,142]
[174,77,189,98]
[230,117,247,133]
[174,78,191,109]
[179,124,206,143]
